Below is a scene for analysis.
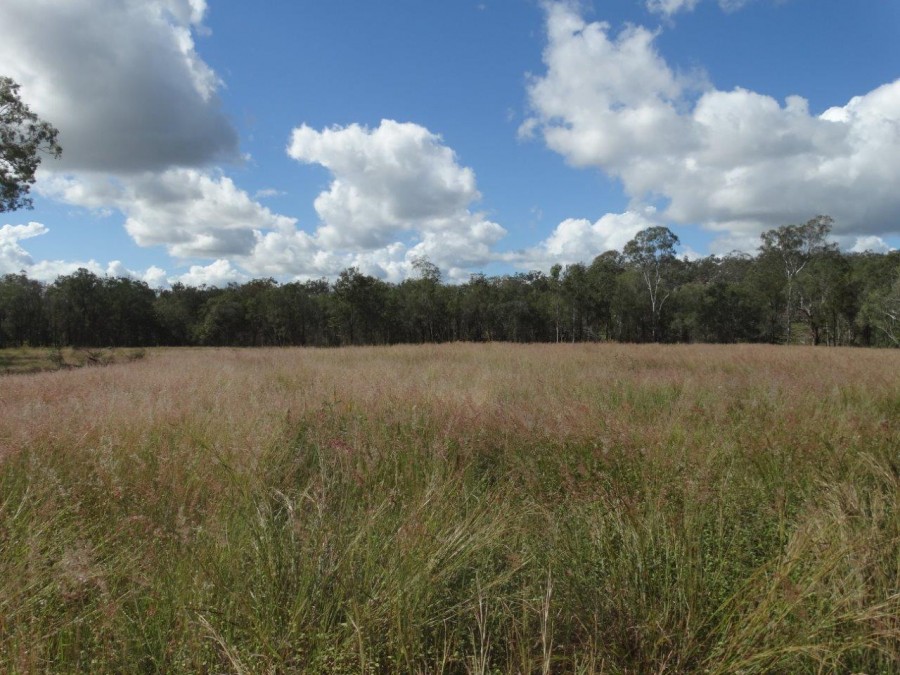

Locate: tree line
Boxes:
[1,218,898,349]
[2,81,898,349]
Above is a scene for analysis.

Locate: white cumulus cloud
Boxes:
[849,236,895,254]
[175,259,247,287]
[646,0,702,17]
[37,119,511,283]
[288,120,486,247]
[0,0,284,282]
[0,222,48,273]
[0,0,238,173]
[524,2,900,248]
[284,119,507,279]
[120,170,297,258]
[513,208,660,270]
[42,169,298,260]
[646,0,754,16]
[0,221,170,283]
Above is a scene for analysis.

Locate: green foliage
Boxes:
[1,345,897,671]
[0,76,62,212]
[1,225,899,349]
[623,226,681,340]
[758,216,839,343]
[860,270,900,346]
[0,272,45,347]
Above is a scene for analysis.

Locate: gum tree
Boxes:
[759,215,835,343]
[1,76,62,212]
[623,226,680,341]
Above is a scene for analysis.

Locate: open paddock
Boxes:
[0,344,897,672]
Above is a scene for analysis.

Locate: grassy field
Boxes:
[0,344,897,673]
[0,347,146,375]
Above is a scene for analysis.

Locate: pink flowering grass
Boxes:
[0,343,897,672]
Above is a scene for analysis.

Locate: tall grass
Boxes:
[0,344,897,672]
[0,346,146,374]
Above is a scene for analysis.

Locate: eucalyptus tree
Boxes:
[623,226,680,341]
[154,283,209,345]
[233,278,279,346]
[198,290,250,346]
[860,270,900,346]
[102,276,158,346]
[587,250,624,341]
[698,281,764,343]
[45,269,105,346]
[759,215,835,343]
[331,267,389,345]
[796,250,855,345]
[457,273,494,341]
[0,272,46,346]
[549,263,563,342]
[562,262,592,341]
[268,280,329,346]
[401,256,447,342]
[1,76,61,212]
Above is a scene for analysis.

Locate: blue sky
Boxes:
[2,0,899,286]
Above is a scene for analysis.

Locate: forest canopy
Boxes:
[1,219,898,349]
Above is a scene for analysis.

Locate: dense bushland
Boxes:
[1,220,899,349]
[0,344,897,672]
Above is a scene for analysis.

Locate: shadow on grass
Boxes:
[0,347,146,375]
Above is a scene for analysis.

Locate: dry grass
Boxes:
[0,344,897,672]
[0,346,146,375]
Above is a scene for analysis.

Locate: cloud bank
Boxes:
[523,2,900,250]
[285,120,508,281]
[1,3,513,282]
[0,221,171,283]
[0,0,299,285]
[511,208,661,269]
[3,0,896,284]
[42,170,297,259]
[0,0,238,173]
